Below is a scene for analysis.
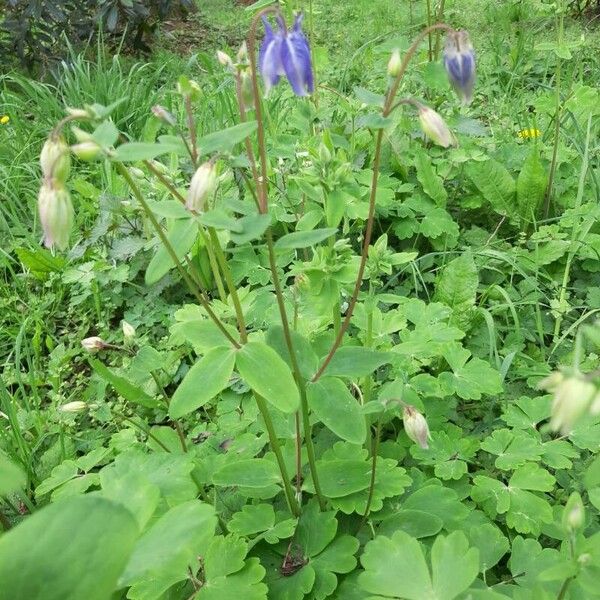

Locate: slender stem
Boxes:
[426,0,434,61]
[544,4,564,218]
[200,228,227,302]
[312,23,453,383]
[143,160,187,204]
[265,230,326,509]
[184,96,198,168]
[294,412,302,499]
[433,0,447,59]
[115,163,241,349]
[254,392,300,516]
[150,370,188,453]
[208,227,248,343]
[358,418,382,532]
[247,7,280,213]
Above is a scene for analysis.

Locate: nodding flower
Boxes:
[443,30,476,105]
[259,13,314,97]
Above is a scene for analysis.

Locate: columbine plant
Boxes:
[36,3,476,540]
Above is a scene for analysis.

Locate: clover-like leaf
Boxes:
[359,530,478,600]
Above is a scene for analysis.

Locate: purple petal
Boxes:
[259,18,284,94]
[281,29,313,96]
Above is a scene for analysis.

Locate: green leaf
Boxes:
[145,217,198,285]
[197,122,258,156]
[266,325,319,381]
[433,252,478,331]
[322,347,393,378]
[171,316,239,353]
[92,120,119,148]
[275,228,337,250]
[466,523,509,573]
[516,145,546,223]
[229,214,271,245]
[0,452,26,495]
[213,459,282,488]
[466,158,516,217]
[307,378,366,444]
[229,504,276,537]
[313,460,371,498]
[120,501,216,599]
[113,141,182,162]
[236,342,299,412]
[198,209,243,232]
[414,148,447,206]
[356,114,392,129]
[378,509,443,539]
[15,247,65,276]
[0,496,138,600]
[169,346,235,418]
[359,530,478,600]
[89,359,159,408]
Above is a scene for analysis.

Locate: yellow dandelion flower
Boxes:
[517,128,541,139]
[0,115,10,125]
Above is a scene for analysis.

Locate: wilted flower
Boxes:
[418,106,455,148]
[38,183,74,251]
[186,161,217,212]
[40,136,71,183]
[538,371,596,434]
[259,13,314,97]
[81,336,108,353]
[562,491,585,532]
[122,320,136,341]
[59,401,87,413]
[443,30,476,105]
[71,141,101,162]
[403,405,430,449]
[387,49,402,78]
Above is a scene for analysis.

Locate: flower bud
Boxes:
[59,401,87,413]
[217,50,234,69]
[122,320,136,341]
[38,183,74,251]
[443,30,476,105]
[151,105,177,126]
[40,136,71,183]
[186,161,217,213]
[319,143,332,164]
[403,405,430,449]
[71,126,93,143]
[81,336,108,353]
[66,107,91,119]
[562,492,585,532]
[418,106,455,148]
[237,42,248,63]
[548,375,595,435]
[71,141,101,162]
[240,69,255,110]
[537,371,565,393]
[388,49,402,78]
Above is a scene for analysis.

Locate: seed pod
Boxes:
[418,106,455,148]
[186,161,217,213]
[403,405,430,449]
[38,183,74,251]
[40,136,71,183]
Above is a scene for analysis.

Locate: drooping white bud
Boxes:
[38,183,74,251]
[217,50,234,70]
[122,321,136,341]
[40,136,71,183]
[81,336,108,353]
[59,401,87,413]
[562,492,585,532]
[71,141,101,162]
[418,106,455,148]
[186,161,217,213]
[403,405,430,449]
[547,375,595,435]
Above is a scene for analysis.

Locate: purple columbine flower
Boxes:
[443,30,476,105]
[259,13,314,97]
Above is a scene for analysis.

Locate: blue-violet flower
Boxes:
[443,30,476,105]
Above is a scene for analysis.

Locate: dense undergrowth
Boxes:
[1,1,600,599]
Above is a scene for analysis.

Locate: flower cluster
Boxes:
[259,13,314,97]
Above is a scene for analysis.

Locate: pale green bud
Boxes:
[562,491,585,532]
[217,50,234,69]
[418,106,455,148]
[71,141,101,162]
[237,42,248,63]
[550,375,596,435]
[40,136,71,183]
[403,405,430,449]
[319,143,332,164]
[38,183,74,251]
[122,320,136,341]
[59,401,87,413]
[240,69,255,110]
[186,162,217,213]
[388,49,402,77]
